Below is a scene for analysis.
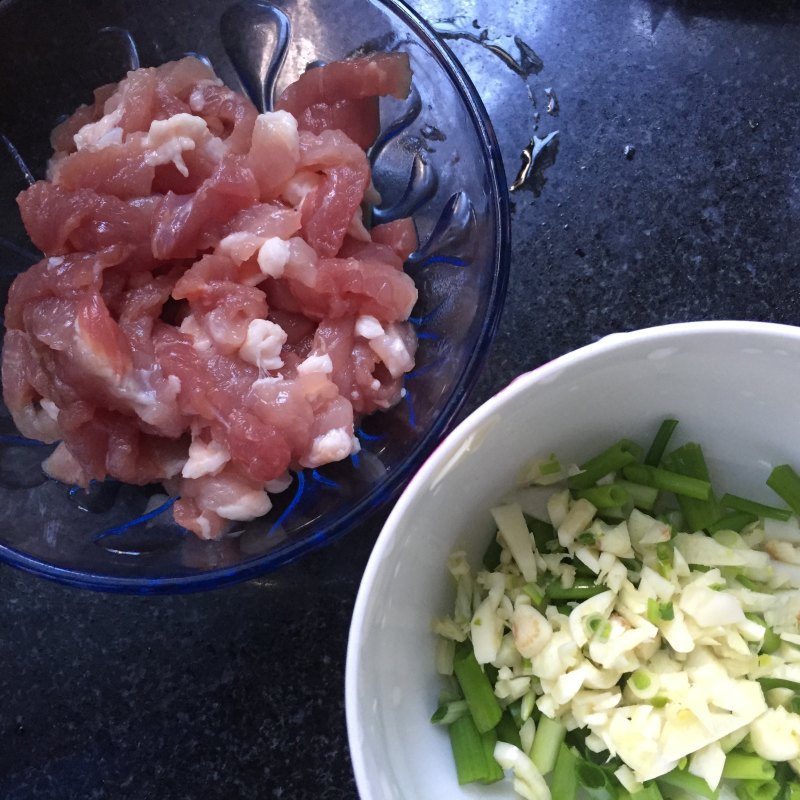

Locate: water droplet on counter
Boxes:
[624,144,636,160]
[511,130,560,195]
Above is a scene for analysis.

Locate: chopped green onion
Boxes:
[651,696,669,708]
[632,784,665,800]
[656,767,718,799]
[524,514,556,552]
[431,700,469,725]
[522,582,544,606]
[757,676,800,693]
[568,439,644,490]
[722,751,775,781]
[735,778,781,800]
[576,531,598,546]
[539,454,562,475]
[545,580,608,602]
[644,418,679,466]
[453,643,503,733]
[655,542,673,566]
[479,726,504,784]
[709,511,758,533]
[646,598,674,623]
[530,714,566,775]
[766,464,800,516]
[448,713,492,785]
[788,785,800,800]
[720,493,791,521]
[614,479,659,511]
[585,614,606,637]
[482,535,502,571]
[662,442,720,531]
[736,574,768,593]
[574,484,631,509]
[550,743,579,800]
[495,710,522,750]
[622,463,711,500]
[631,670,651,691]
[576,761,618,800]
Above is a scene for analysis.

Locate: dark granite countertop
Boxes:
[2,0,800,797]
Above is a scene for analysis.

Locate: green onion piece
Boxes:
[530,714,566,775]
[767,464,800,516]
[576,531,598,546]
[482,535,502,571]
[480,726,504,784]
[524,514,556,552]
[646,598,674,623]
[791,696,800,715]
[507,698,523,728]
[576,761,618,800]
[720,493,792,521]
[736,574,768,592]
[431,700,469,725]
[453,643,503,733]
[788,785,800,800]
[722,751,775,781]
[550,743,579,800]
[585,614,606,637]
[661,442,720,531]
[614,480,659,511]
[448,713,493,784]
[495,709,522,749]
[735,778,781,800]
[655,542,673,566]
[632,784,665,800]
[539,454,562,476]
[709,511,758,533]
[568,439,644,490]
[656,767,718,799]
[757,676,800,693]
[574,484,631,509]
[644,418,679,467]
[760,627,781,655]
[545,580,608,602]
[631,670,651,690]
[522,582,545,606]
[622,463,711,501]
[651,696,669,708]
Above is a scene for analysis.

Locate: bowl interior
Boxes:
[0,0,509,591]
[346,320,800,799]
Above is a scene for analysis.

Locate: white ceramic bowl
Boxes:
[345,320,800,799]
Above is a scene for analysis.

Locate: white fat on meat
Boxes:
[239,319,287,371]
[215,488,272,521]
[301,427,361,469]
[265,471,293,493]
[346,207,372,242]
[182,436,230,479]
[281,171,322,209]
[141,113,211,177]
[257,237,291,278]
[179,314,213,353]
[73,104,125,151]
[355,316,415,378]
[217,232,264,265]
[253,110,299,157]
[297,353,335,401]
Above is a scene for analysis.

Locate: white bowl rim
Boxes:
[345,318,800,795]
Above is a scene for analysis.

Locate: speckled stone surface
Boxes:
[2,0,800,797]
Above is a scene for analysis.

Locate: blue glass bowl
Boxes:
[0,0,510,592]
